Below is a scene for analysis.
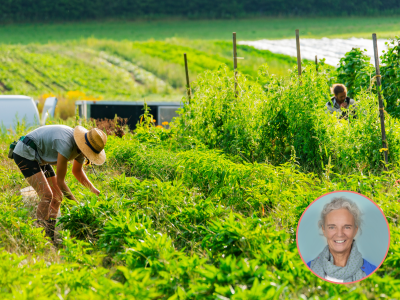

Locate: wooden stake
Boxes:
[372,33,388,169]
[295,29,301,76]
[233,32,238,97]
[315,55,318,73]
[184,53,191,104]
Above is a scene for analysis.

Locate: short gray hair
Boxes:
[318,197,362,233]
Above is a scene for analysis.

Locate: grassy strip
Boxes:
[1,16,400,44]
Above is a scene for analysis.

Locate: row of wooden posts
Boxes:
[182,30,389,168]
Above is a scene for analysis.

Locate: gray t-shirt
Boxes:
[13,125,85,165]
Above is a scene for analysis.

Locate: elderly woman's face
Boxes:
[322,208,358,255]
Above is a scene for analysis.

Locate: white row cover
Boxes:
[239,37,390,67]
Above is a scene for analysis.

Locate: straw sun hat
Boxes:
[74,126,107,165]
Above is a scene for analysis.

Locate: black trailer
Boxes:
[75,101,182,129]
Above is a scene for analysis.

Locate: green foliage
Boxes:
[335,40,400,118]
[0,45,145,99]
[60,230,105,266]
[0,201,50,253]
[3,17,400,46]
[3,45,400,299]
[336,47,375,98]
[214,41,298,78]
[176,65,268,162]
[122,232,179,269]
[58,194,117,241]
[108,173,213,248]
[98,211,154,255]
[380,37,400,116]
[2,0,400,22]
[0,248,164,299]
[201,212,276,259]
[134,102,176,143]
[175,62,400,173]
[106,137,179,180]
[85,38,297,92]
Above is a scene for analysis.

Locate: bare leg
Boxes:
[26,172,53,220]
[47,176,63,219]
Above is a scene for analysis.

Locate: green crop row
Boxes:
[0,44,175,100]
[83,38,296,88]
[1,117,400,298]
[0,38,298,121]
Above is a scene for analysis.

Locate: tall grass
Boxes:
[175,62,400,173]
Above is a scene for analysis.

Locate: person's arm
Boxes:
[71,159,100,195]
[56,153,77,202]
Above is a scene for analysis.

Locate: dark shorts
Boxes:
[13,153,55,179]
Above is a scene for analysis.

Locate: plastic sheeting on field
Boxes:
[239,38,390,67]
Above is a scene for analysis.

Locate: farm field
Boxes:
[2,15,400,298]
[1,41,400,298]
[1,16,400,44]
[1,16,399,121]
[0,38,297,118]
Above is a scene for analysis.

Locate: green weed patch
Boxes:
[2,44,400,298]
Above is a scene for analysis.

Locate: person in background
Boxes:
[326,84,356,119]
[12,125,107,242]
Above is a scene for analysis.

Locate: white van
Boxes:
[41,97,58,125]
[0,95,40,132]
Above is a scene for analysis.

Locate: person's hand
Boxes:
[92,187,100,196]
[340,102,348,109]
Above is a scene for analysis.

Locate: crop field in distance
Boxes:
[1,16,400,44]
[0,38,297,118]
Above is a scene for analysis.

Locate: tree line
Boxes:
[2,0,400,22]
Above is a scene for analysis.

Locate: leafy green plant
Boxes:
[122,232,180,269]
[60,230,105,266]
[58,195,116,241]
[380,37,400,116]
[98,211,154,255]
[336,47,375,98]
[201,212,273,259]
[106,137,178,180]
[0,204,50,253]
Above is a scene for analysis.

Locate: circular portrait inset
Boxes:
[296,191,390,284]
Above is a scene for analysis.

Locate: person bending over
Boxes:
[326,84,356,119]
[12,125,107,241]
